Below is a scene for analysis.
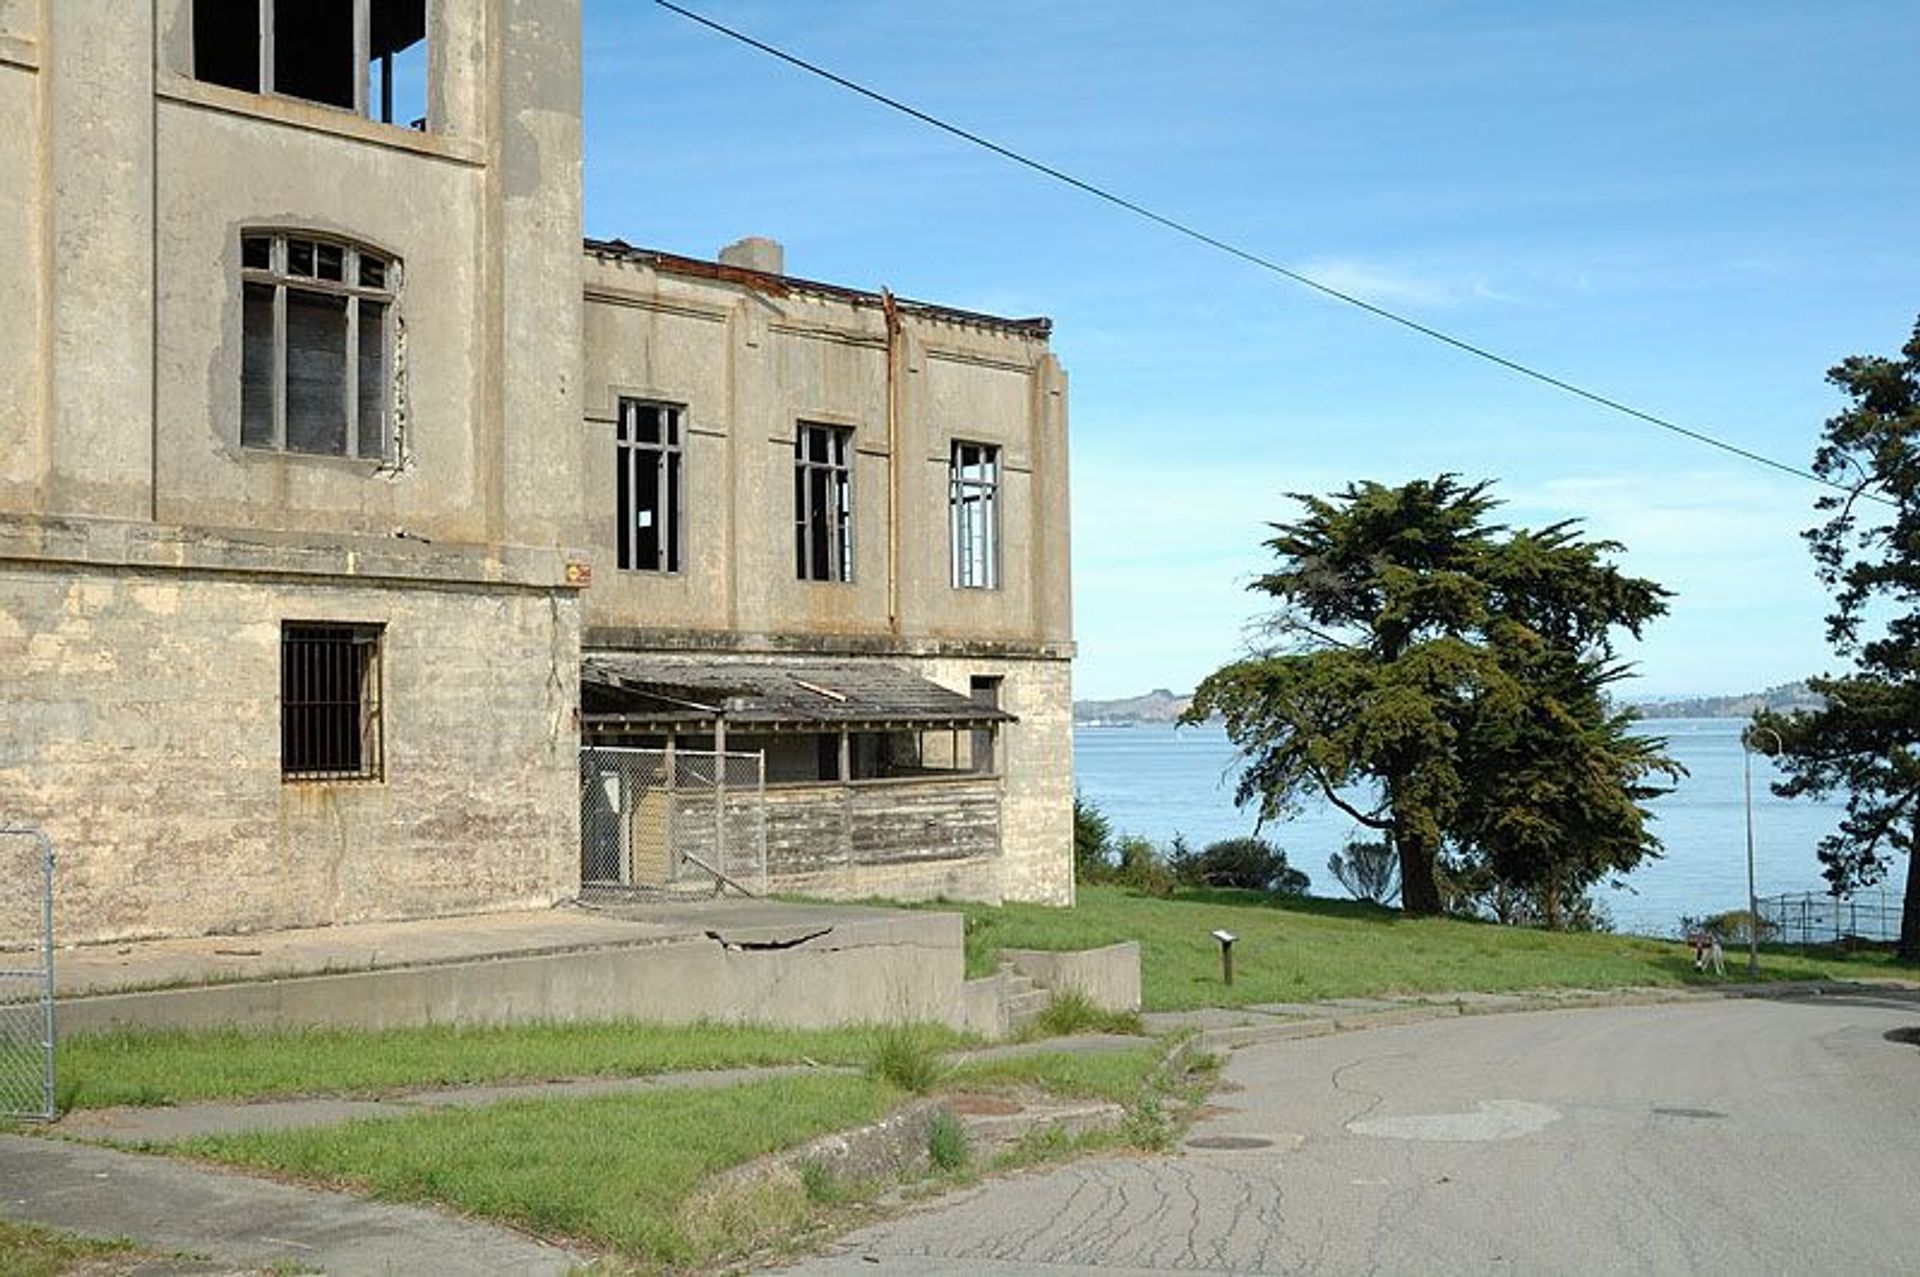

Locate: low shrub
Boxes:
[926,1110,970,1173]
[1169,835,1309,895]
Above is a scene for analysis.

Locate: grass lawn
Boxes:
[0,1220,142,1277]
[942,885,1899,1010]
[944,1043,1165,1106]
[170,1073,900,1269]
[57,1019,968,1110]
[161,1042,1190,1269]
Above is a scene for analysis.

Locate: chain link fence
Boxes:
[580,746,767,898]
[0,823,55,1120]
[1756,887,1904,946]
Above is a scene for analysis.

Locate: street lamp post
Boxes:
[1742,726,1784,979]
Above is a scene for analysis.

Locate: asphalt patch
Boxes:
[1186,1134,1275,1150]
[1882,1026,1920,1048]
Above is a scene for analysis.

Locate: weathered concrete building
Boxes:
[577,242,1074,906]
[1,1,1072,944]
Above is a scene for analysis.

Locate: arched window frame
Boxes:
[240,230,401,461]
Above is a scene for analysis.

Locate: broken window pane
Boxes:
[240,232,395,461]
[193,0,431,128]
[950,440,1000,589]
[794,423,854,581]
[273,0,356,109]
[284,289,348,455]
[368,1,429,126]
[665,451,682,571]
[615,400,684,572]
[315,242,345,282]
[241,281,277,448]
[356,299,387,459]
[193,0,260,92]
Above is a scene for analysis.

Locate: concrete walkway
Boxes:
[50,1033,1151,1145]
[1141,977,1920,1050]
[0,1134,581,1276]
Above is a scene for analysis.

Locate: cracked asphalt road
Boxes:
[779,991,1920,1275]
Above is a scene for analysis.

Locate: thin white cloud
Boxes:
[1288,256,1523,309]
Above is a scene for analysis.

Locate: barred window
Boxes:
[242,232,396,460]
[281,623,383,781]
[616,400,684,573]
[950,441,1000,589]
[794,423,853,582]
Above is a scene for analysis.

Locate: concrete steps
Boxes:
[960,964,1053,1038]
[999,964,1050,1033]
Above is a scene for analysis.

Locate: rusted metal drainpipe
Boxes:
[881,289,902,635]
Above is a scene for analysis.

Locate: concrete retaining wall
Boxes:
[58,910,966,1036]
[1002,942,1141,1012]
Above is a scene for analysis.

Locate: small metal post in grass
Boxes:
[1212,929,1237,987]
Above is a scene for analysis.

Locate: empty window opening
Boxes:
[242,232,396,460]
[193,1,429,127]
[969,675,1002,774]
[616,400,684,573]
[950,441,1000,589]
[282,623,383,781]
[794,423,854,582]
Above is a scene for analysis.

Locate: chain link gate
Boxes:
[0,823,55,1120]
[580,746,767,897]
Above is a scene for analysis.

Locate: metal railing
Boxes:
[1755,887,1905,946]
[579,746,767,898]
[0,823,55,1120]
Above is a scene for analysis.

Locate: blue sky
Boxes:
[582,2,1920,700]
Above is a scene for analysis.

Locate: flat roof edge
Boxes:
[583,238,1053,338]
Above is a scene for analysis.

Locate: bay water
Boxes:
[1072,718,1852,937]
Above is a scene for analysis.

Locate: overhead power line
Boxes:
[653,0,1882,506]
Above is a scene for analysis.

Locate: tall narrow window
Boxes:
[794,423,854,582]
[950,441,1000,589]
[192,0,429,126]
[241,233,396,460]
[616,400,684,573]
[282,623,383,781]
[969,675,1002,775]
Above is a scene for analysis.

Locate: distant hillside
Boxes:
[1632,681,1825,720]
[1074,688,1192,725]
[1078,680,1826,725]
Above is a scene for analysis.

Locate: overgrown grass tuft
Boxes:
[917,885,1898,1010]
[1029,988,1145,1038]
[57,1019,969,1110]
[864,1023,946,1095]
[169,1074,899,1270]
